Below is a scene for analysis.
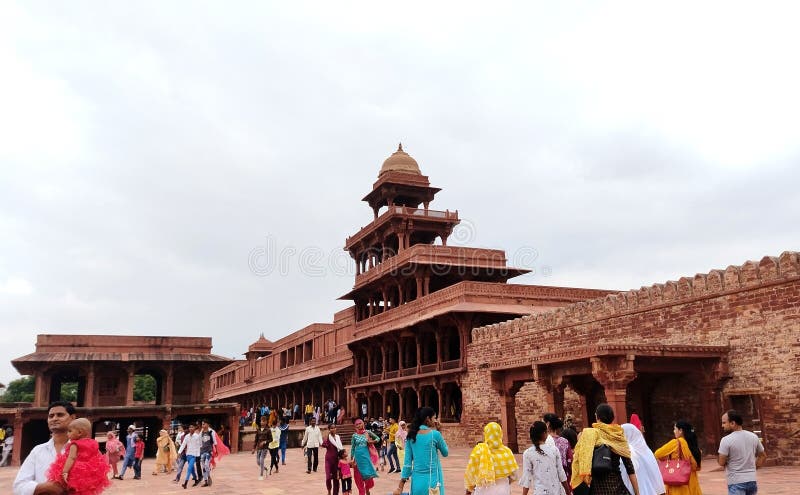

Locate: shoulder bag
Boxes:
[658,442,691,486]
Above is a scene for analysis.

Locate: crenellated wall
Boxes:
[462,252,800,464]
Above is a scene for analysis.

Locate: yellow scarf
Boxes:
[570,423,632,488]
[464,422,519,489]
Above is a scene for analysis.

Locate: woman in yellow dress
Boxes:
[153,429,177,474]
[653,420,702,495]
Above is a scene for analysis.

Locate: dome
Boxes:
[379,143,421,176]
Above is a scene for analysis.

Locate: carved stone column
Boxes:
[591,355,637,423]
[699,359,731,452]
[84,364,96,408]
[125,367,135,406]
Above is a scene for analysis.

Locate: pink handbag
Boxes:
[658,443,691,486]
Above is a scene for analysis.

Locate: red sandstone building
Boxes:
[211,147,799,465]
[5,335,238,466]
[210,146,609,426]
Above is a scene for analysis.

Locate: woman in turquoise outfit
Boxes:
[351,418,381,495]
[393,407,449,495]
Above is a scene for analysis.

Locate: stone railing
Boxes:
[353,244,510,287]
[345,206,459,248]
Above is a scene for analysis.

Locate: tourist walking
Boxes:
[177,423,201,488]
[519,421,570,495]
[133,435,144,480]
[717,410,764,495]
[351,418,381,495]
[117,425,138,480]
[302,417,324,474]
[654,420,702,495]
[322,423,344,495]
[268,420,281,474]
[545,415,573,484]
[619,424,664,495]
[279,417,290,465]
[252,416,272,480]
[154,429,177,475]
[396,420,408,467]
[394,407,449,495]
[198,420,218,486]
[571,403,639,495]
[386,417,400,473]
[465,421,519,495]
[104,432,124,479]
[339,450,354,495]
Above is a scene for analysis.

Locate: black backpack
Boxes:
[591,444,613,476]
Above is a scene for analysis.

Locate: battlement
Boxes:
[472,251,800,342]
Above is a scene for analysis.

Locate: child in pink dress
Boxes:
[338,450,353,495]
[47,418,111,495]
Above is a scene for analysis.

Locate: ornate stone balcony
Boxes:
[345,206,459,250]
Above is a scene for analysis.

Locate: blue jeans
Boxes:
[119,453,135,477]
[387,443,399,471]
[256,449,268,476]
[200,452,212,481]
[728,481,758,495]
[184,455,197,482]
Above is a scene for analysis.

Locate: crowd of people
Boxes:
[11,401,231,495]
[10,400,768,495]
[240,398,346,430]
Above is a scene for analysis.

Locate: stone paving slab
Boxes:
[1,447,792,495]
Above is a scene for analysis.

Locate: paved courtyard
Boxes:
[1,447,792,495]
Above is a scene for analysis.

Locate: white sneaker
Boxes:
[258,476,264,480]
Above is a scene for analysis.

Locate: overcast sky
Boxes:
[1,1,798,387]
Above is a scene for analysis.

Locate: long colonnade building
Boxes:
[210,146,611,422]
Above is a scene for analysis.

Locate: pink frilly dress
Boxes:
[47,438,111,495]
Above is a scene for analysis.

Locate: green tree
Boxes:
[134,375,156,402]
[0,375,35,403]
[60,382,78,402]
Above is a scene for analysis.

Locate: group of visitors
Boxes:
[10,401,768,495]
[240,400,346,430]
[0,426,14,467]
[11,401,231,495]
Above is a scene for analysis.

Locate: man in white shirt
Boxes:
[177,423,202,488]
[301,417,323,474]
[13,401,77,495]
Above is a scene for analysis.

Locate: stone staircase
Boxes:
[336,423,356,445]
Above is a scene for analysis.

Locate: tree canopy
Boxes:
[0,376,34,403]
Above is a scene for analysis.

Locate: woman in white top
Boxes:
[519,421,570,495]
[619,423,665,495]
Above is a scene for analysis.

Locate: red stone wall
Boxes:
[462,252,800,464]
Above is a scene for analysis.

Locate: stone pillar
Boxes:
[490,375,524,453]
[423,275,430,296]
[435,333,442,371]
[397,340,404,370]
[591,355,637,423]
[164,364,174,405]
[381,346,387,380]
[34,373,46,407]
[12,409,23,467]
[415,276,423,300]
[84,364,96,408]
[125,368,135,406]
[415,338,422,374]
